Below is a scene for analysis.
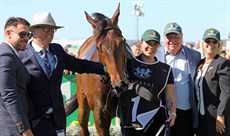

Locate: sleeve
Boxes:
[57,44,106,75]
[167,68,174,84]
[217,59,230,115]
[0,53,30,133]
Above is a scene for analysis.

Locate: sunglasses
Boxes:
[35,26,57,33]
[11,30,32,39]
[205,39,218,44]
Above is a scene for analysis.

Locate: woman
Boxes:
[118,29,176,136]
[195,28,230,136]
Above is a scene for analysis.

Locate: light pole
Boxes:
[133,2,144,40]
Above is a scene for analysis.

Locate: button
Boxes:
[17,122,23,129]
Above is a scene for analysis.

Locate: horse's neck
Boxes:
[125,44,136,59]
[78,37,100,62]
[77,37,94,58]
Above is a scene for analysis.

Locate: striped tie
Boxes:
[41,49,51,77]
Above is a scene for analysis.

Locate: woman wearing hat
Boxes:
[195,28,230,136]
[117,29,176,136]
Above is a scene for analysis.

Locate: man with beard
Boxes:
[0,17,33,136]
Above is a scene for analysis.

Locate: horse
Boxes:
[65,4,129,136]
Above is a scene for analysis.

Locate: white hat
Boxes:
[30,11,63,29]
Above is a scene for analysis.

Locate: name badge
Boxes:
[56,129,65,136]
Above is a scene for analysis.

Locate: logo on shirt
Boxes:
[134,67,152,79]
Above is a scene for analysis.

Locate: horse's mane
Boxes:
[91,13,111,37]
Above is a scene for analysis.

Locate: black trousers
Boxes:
[171,109,194,136]
[196,113,230,136]
[31,114,65,136]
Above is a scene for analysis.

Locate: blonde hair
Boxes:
[201,40,222,52]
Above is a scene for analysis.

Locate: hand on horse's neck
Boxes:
[141,55,156,63]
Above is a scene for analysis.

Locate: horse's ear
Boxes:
[111,3,120,25]
[85,11,96,29]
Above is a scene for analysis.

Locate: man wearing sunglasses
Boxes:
[18,12,106,136]
[0,17,33,136]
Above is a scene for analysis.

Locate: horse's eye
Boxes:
[96,46,102,52]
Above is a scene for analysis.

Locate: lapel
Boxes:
[2,43,30,83]
[183,46,196,77]
[204,55,219,78]
[27,43,49,80]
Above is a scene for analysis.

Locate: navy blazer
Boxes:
[156,45,201,128]
[18,42,105,128]
[0,42,30,135]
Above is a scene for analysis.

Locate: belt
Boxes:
[44,112,53,119]
[44,107,53,119]
[177,108,192,113]
[46,107,53,114]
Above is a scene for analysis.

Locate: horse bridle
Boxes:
[96,24,128,136]
[96,25,129,88]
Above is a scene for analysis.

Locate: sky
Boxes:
[0,0,230,44]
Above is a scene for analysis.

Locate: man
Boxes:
[156,22,201,136]
[194,40,204,59]
[18,12,106,136]
[131,41,141,56]
[0,17,33,136]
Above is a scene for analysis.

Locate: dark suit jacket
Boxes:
[18,42,105,129]
[0,42,30,135]
[198,55,230,135]
[156,45,201,128]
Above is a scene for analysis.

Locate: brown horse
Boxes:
[65,4,128,136]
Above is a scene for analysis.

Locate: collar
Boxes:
[3,41,19,56]
[31,41,50,53]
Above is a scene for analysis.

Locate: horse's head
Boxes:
[84,4,127,92]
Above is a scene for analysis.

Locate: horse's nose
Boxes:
[112,81,127,93]
[119,81,128,91]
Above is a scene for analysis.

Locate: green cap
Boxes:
[164,22,182,35]
[203,28,220,41]
[141,29,160,44]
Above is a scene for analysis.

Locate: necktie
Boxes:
[41,49,52,77]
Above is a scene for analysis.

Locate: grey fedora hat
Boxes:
[30,11,63,29]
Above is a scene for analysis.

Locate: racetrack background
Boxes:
[61,75,116,126]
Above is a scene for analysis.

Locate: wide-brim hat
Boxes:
[30,11,63,29]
